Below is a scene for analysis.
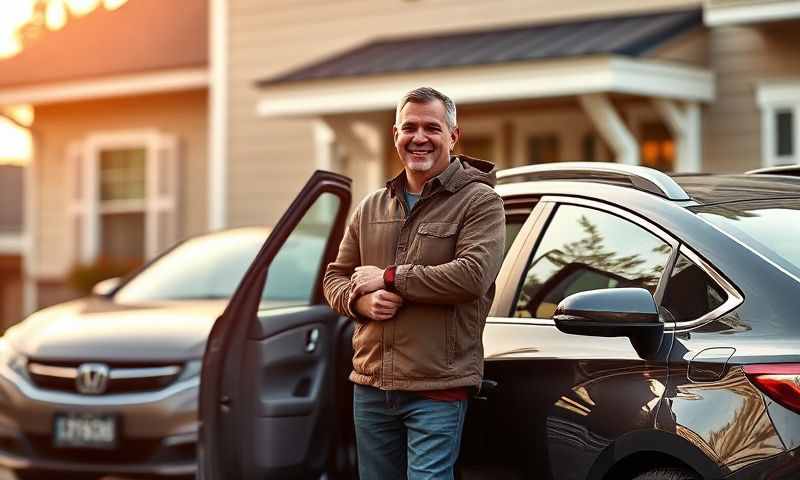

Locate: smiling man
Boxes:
[323,87,506,479]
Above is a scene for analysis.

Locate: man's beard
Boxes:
[407,157,435,172]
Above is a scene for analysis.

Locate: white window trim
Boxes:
[70,129,178,265]
[756,82,800,167]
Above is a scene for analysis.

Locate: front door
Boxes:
[198,171,352,479]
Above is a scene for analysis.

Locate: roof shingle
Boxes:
[258,8,702,87]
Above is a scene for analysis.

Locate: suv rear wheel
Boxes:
[633,468,699,480]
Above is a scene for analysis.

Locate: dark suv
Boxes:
[198,163,800,480]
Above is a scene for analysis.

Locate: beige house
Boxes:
[3,0,800,320]
[0,0,209,315]
[227,0,800,225]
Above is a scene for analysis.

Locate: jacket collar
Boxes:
[385,156,463,197]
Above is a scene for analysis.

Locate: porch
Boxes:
[254,9,714,203]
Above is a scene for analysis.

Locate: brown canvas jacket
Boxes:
[323,156,506,391]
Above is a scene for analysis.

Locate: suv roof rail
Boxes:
[496,162,691,200]
[745,165,800,177]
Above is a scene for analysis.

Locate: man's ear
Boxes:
[450,126,461,152]
[392,125,399,144]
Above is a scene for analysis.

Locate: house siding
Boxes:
[704,21,800,173]
[226,0,700,227]
[33,89,208,282]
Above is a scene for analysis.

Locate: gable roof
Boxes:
[258,8,702,87]
[0,0,207,89]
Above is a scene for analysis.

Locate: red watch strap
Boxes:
[383,265,397,291]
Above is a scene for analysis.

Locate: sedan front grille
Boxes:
[27,361,182,395]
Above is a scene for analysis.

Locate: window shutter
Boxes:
[67,141,96,265]
[145,134,180,259]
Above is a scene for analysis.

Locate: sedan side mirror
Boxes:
[553,288,664,359]
[92,277,122,297]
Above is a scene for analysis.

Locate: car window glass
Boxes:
[260,192,340,307]
[661,253,727,322]
[694,200,800,280]
[114,230,266,303]
[514,205,672,319]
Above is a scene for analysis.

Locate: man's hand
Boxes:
[353,289,404,321]
[351,265,385,298]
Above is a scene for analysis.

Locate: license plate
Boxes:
[53,413,117,449]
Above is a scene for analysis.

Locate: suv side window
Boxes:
[661,253,727,322]
[514,204,672,319]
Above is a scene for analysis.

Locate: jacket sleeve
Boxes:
[323,202,364,319]
[394,190,505,304]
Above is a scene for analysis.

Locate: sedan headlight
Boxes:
[0,339,28,380]
[176,359,202,382]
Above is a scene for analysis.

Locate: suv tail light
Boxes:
[743,364,800,414]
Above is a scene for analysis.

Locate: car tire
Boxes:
[632,468,699,480]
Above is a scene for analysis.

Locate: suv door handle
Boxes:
[305,328,320,353]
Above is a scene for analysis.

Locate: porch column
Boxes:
[579,94,639,165]
[321,115,389,205]
[653,99,702,173]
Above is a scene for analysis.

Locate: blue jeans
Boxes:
[353,383,468,480]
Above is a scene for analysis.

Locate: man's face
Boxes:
[393,100,460,174]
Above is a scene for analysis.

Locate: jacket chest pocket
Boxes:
[414,222,459,265]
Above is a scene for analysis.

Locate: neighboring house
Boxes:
[0,0,209,314]
[0,165,23,330]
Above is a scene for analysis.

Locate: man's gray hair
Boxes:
[395,87,458,131]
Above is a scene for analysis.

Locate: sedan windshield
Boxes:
[114,229,268,303]
[693,198,800,279]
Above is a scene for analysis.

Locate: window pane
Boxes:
[640,122,674,172]
[261,193,340,305]
[514,205,671,319]
[776,110,794,157]
[99,148,146,201]
[662,253,726,322]
[527,135,560,164]
[101,212,145,263]
[456,137,494,164]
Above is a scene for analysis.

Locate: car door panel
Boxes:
[463,321,674,480]
[199,171,351,480]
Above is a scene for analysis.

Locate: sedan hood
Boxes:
[6,297,228,362]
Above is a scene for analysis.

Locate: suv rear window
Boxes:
[694,199,800,280]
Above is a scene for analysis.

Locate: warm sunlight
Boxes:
[0,0,130,57]
[0,118,32,166]
[0,0,130,163]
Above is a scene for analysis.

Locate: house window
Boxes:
[527,134,560,164]
[776,110,794,158]
[757,83,800,167]
[98,148,147,263]
[640,122,675,172]
[68,131,179,268]
[456,136,494,162]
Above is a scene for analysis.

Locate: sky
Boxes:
[0,0,128,165]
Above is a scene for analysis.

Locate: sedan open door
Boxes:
[198,171,352,479]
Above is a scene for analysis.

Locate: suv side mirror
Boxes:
[92,277,122,297]
[553,287,664,359]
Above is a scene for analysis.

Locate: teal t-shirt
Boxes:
[404,191,421,211]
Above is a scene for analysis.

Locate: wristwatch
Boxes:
[383,265,398,292]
